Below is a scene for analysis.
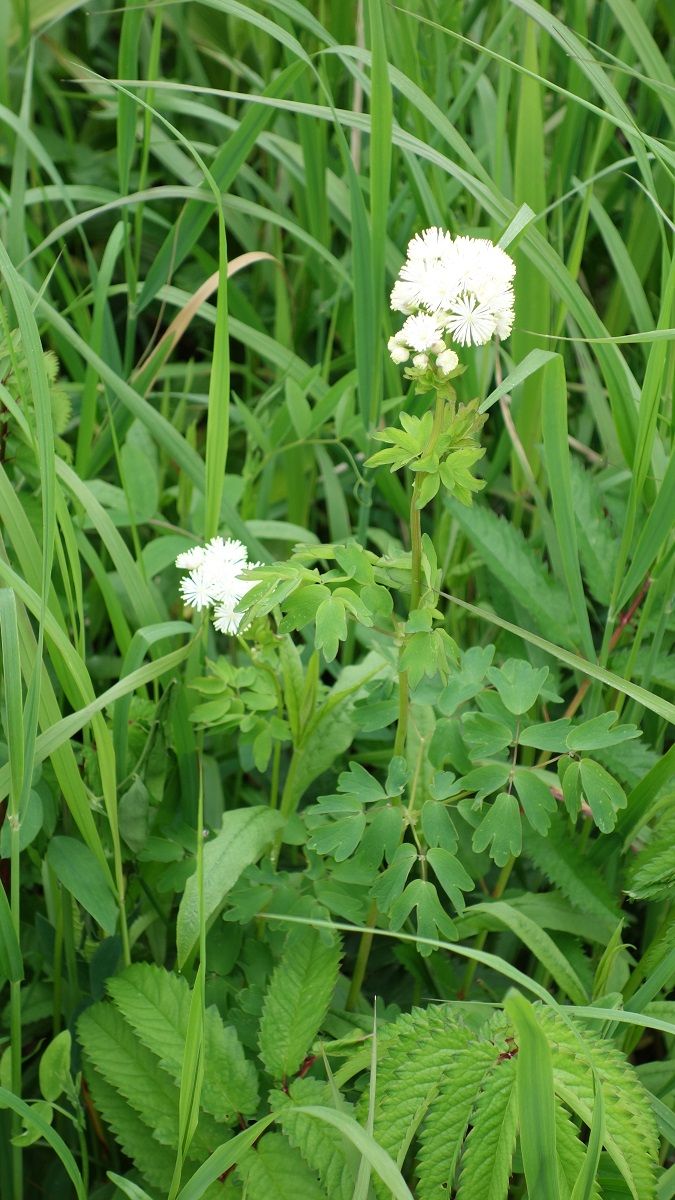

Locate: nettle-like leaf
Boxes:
[456,1054,518,1200]
[523,813,620,940]
[360,1005,489,1199]
[237,1132,325,1200]
[82,1060,174,1192]
[258,925,342,1080]
[273,1077,358,1200]
[77,980,240,1191]
[353,1003,658,1200]
[626,808,675,900]
[570,458,619,606]
[450,502,576,647]
[106,963,258,1119]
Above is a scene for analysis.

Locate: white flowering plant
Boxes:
[177,230,512,757]
[172,225,632,967]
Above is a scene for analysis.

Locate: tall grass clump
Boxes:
[0,1,674,1197]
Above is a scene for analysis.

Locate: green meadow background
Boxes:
[1,1,674,1197]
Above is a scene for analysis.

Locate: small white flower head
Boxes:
[179,567,215,612]
[175,545,206,570]
[406,226,455,261]
[177,537,259,637]
[213,599,243,635]
[390,279,419,314]
[389,227,516,352]
[444,296,497,347]
[387,333,410,364]
[203,536,248,571]
[412,352,429,369]
[400,313,445,352]
[212,562,261,634]
[436,347,459,375]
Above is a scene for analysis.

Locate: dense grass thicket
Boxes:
[1,1,674,1197]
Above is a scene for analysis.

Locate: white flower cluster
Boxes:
[176,537,259,634]
[388,227,515,358]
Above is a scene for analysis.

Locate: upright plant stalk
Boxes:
[394,391,445,756]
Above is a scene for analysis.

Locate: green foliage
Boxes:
[106,963,258,1118]
[367,399,487,508]
[237,1132,325,1199]
[354,1002,658,1200]
[626,808,675,901]
[273,1078,358,1200]
[1,1,673,1195]
[258,925,342,1081]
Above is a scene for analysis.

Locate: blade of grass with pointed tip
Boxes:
[606,255,675,627]
[366,0,391,429]
[503,991,560,1200]
[511,16,550,487]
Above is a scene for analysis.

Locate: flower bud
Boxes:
[436,348,459,375]
[388,336,410,364]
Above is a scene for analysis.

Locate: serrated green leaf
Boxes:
[258,926,341,1080]
[237,1132,325,1200]
[106,963,258,1119]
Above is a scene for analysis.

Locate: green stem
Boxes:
[270,739,281,811]
[346,900,378,1011]
[409,478,423,611]
[393,671,409,758]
